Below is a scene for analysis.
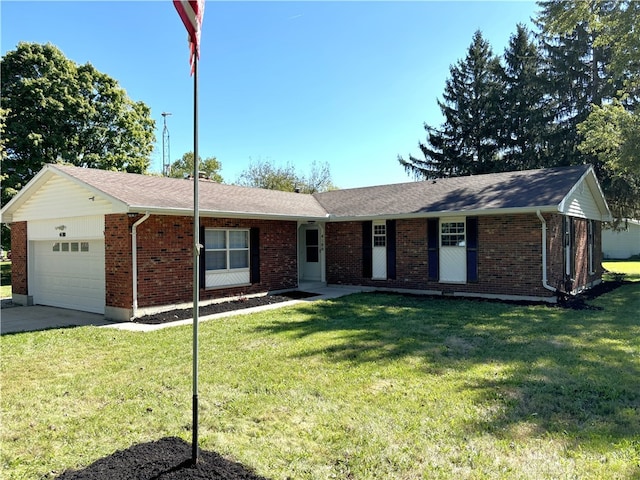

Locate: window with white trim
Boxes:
[373,223,386,247]
[204,229,250,288]
[441,221,466,247]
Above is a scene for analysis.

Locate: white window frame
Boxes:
[373,222,386,247]
[204,228,250,288]
[440,220,466,247]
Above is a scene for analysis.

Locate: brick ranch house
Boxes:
[1,163,611,320]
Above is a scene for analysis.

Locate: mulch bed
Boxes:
[371,280,628,311]
[135,291,319,325]
[56,436,269,479]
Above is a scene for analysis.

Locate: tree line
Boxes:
[399,0,639,225]
[2,1,638,244]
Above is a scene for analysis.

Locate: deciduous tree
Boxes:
[1,42,155,209]
[236,158,335,193]
[169,151,223,182]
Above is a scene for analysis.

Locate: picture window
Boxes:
[204,229,249,272]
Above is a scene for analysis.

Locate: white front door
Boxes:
[372,221,387,279]
[439,218,466,283]
[301,225,322,282]
[30,240,106,313]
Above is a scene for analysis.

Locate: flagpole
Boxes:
[192,50,200,465]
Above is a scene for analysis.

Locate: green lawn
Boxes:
[2,284,639,479]
[0,262,11,298]
[603,260,640,281]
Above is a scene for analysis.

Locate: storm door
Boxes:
[301,225,321,282]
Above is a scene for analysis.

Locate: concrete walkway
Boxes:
[0,304,119,335]
[0,285,367,335]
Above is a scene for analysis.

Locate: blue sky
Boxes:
[1,1,539,188]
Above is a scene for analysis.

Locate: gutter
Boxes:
[536,210,557,293]
[131,212,150,318]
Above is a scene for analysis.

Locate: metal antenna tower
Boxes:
[161,112,172,176]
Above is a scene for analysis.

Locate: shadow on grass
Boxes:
[56,437,268,479]
[255,285,640,444]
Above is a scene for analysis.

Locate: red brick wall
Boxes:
[546,213,565,291]
[460,214,548,297]
[9,222,28,295]
[104,214,134,309]
[325,214,590,298]
[111,215,298,309]
[326,219,430,290]
[546,215,605,293]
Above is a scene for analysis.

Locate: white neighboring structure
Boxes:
[602,219,640,259]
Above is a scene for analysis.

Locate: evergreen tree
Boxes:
[537,0,640,223]
[535,1,621,168]
[399,31,503,179]
[499,24,553,170]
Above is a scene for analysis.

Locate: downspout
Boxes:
[132,212,150,318]
[536,210,557,293]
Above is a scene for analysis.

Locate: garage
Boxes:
[30,239,106,314]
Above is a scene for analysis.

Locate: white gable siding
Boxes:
[28,216,105,240]
[12,175,114,222]
[564,180,604,220]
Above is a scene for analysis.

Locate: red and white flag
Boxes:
[174,0,205,74]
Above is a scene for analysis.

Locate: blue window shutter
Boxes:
[362,221,372,278]
[427,218,439,281]
[386,219,396,280]
[466,217,478,283]
[250,227,260,284]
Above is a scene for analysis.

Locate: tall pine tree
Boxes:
[399,31,503,179]
[498,24,554,170]
[537,0,639,223]
[536,1,621,168]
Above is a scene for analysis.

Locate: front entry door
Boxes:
[301,226,321,281]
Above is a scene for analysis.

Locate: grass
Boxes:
[0,261,11,298]
[2,283,639,479]
[603,260,640,282]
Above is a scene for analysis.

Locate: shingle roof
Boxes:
[4,163,596,222]
[52,165,329,218]
[313,165,592,218]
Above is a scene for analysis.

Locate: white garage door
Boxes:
[31,240,106,314]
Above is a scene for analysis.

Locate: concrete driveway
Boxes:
[1,304,119,334]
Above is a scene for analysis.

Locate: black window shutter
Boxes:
[386,219,396,280]
[427,218,439,281]
[466,217,478,283]
[362,221,372,278]
[250,227,260,284]
[199,226,206,288]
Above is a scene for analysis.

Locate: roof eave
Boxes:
[326,206,560,222]
[127,206,330,222]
